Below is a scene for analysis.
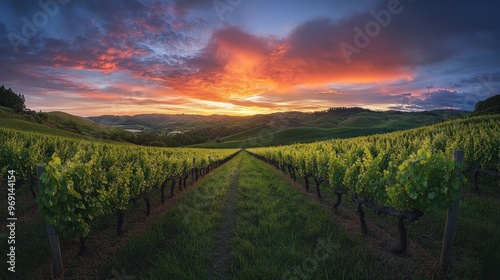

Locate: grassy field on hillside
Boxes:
[0,106,133,143]
[191,111,465,148]
[193,126,384,148]
[0,118,93,140]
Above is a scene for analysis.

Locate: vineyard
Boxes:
[1,128,239,239]
[248,114,499,253]
[1,114,499,279]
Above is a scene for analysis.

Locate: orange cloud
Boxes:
[161,21,417,101]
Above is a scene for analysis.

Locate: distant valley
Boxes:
[88,108,468,148]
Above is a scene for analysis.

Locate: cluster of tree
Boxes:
[313,107,372,116]
[0,85,49,122]
[0,85,26,113]
[474,94,500,115]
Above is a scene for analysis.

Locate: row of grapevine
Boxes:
[247,115,500,252]
[0,127,240,240]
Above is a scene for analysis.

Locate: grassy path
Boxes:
[3,150,498,279]
[228,152,393,279]
[248,153,500,279]
[209,153,241,279]
[99,151,397,279]
[106,153,393,279]
[96,152,244,279]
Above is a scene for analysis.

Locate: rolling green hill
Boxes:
[89,108,468,148]
[0,106,134,142]
[191,109,468,148]
[1,105,469,148]
[474,94,500,115]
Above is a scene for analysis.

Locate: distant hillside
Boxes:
[0,84,481,147]
[88,113,248,133]
[474,94,500,115]
[1,103,469,148]
[89,108,468,148]
[193,109,468,148]
[0,106,134,142]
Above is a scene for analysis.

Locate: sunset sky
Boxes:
[1,0,499,116]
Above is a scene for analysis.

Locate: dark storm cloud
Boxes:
[173,0,212,14]
[422,90,475,110]
[0,0,205,92]
[1,0,44,19]
[461,73,500,84]
[0,22,6,34]
[394,93,412,104]
[395,90,495,111]
[336,0,500,66]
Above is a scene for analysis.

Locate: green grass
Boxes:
[2,105,468,149]
[96,152,399,279]
[47,111,118,135]
[0,153,241,279]
[295,168,500,279]
[3,150,496,279]
[338,115,384,127]
[0,107,133,143]
[409,176,500,279]
[193,127,383,148]
[96,152,244,279]
[191,110,468,148]
[0,118,90,140]
[229,153,394,279]
[0,185,53,280]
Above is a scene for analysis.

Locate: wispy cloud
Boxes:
[1,0,499,115]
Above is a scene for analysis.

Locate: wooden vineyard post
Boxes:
[36,164,64,278]
[440,150,464,274]
[208,156,211,172]
[192,157,195,184]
